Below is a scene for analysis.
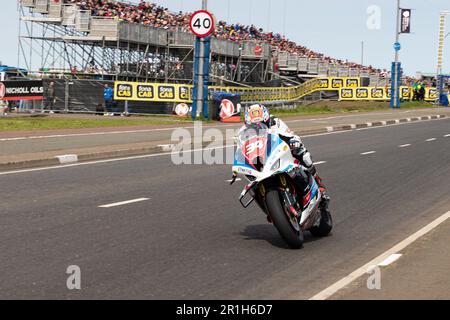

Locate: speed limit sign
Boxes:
[189,10,215,38]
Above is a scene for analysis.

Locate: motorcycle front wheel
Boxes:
[266,189,304,249]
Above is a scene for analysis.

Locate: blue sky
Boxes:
[1,0,449,76]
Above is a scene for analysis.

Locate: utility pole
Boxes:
[437,11,450,100]
[361,41,364,66]
[191,0,212,120]
[390,0,401,109]
[194,0,208,119]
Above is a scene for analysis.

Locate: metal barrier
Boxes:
[338,66,349,77]
[287,54,298,69]
[328,65,338,77]
[90,17,118,38]
[48,0,62,19]
[62,4,76,26]
[21,0,35,7]
[169,31,195,46]
[298,57,308,72]
[75,10,91,32]
[349,68,359,77]
[307,58,319,74]
[211,38,239,56]
[34,0,49,13]
[241,42,269,58]
[278,52,288,68]
[360,72,370,78]
[318,62,329,76]
[369,74,380,86]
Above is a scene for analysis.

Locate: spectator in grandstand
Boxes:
[103,83,114,116]
[66,0,384,77]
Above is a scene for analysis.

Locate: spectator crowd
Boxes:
[65,0,382,76]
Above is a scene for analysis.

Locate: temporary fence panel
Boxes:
[338,67,350,77]
[298,57,308,72]
[318,62,329,76]
[369,74,380,86]
[170,31,195,46]
[349,68,360,77]
[75,10,91,32]
[277,52,288,68]
[48,0,62,19]
[307,58,319,74]
[287,54,298,69]
[21,0,35,8]
[328,64,338,77]
[62,4,76,26]
[34,0,49,14]
[90,17,119,38]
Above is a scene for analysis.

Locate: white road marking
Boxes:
[377,254,403,267]
[226,178,242,183]
[444,134,450,137]
[361,151,376,156]
[55,154,78,164]
[99,198,149,208]
[0,111,408,142]
[356,116,448,132]
[158,144,175,152]
[309,209,450,300]
[313,161,327,165]
[426,138,437,142]
[1,118,448,176]
[399,144,411,148]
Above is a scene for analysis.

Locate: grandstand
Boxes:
[18,0,396,87]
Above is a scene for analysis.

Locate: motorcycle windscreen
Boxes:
[234,125,279,172]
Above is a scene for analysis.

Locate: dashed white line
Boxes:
[444,134,450,138]
[99,198,149,208]
[426,138,437,142]
[313,161,327,166]
[399,144,411,148]
[361,151,376,156]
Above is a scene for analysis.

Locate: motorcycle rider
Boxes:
[243,104,330,204]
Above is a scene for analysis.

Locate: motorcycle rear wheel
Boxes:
[266,190,304,249]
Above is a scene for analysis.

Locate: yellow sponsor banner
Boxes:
[114,82,192,103]
[115,79,437,104]
[340,86,438,101]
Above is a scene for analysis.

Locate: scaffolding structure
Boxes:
[17,0,272,85]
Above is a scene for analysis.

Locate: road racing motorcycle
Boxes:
[230,124,332,249]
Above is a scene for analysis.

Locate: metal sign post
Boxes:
[390,2,412,109]
[189,8,214,120]
[391,0,401,109]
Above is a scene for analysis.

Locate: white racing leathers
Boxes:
[269,118,314,169]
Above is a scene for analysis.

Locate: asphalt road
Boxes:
[0,119,449,299]
[1,108,448,157]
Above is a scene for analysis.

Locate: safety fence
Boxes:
[113,77,438,105]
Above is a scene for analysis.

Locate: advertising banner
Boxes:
[114,82,192,103]
[0,80,44,101]
[400,9,411,34]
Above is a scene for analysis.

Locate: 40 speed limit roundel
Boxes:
[189,10,215,38]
